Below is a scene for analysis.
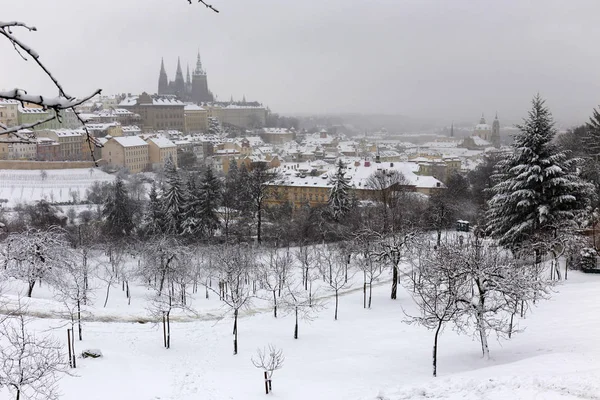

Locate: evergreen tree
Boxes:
[208,117,221,136]
[327,160,353,221]
[486,95,593,251]
[102,177,134,238]
[181,174,202,236]
[142,183,166,236]
[222,161,240,239]
[198,166,222,236]
[584,107,600,157]
[161,158,187,235]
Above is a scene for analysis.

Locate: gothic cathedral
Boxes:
[158,52,214,104]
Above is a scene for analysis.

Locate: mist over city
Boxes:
[2,2,600,400]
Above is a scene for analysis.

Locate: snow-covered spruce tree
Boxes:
[198,166,222,236]
[161,158,187,235]
[181,175,202,236]
[486,95,594,265]
[584,106,600,157]
[327,160,353,221]
[102,177,134,239]
[142,182,166,237]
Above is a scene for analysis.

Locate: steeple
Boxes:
[174,57,185,97]
[242,94,246,104]
[194,50,205,75]
[450,121,454,137]
[158,57,168,94]
[479,113,486,124]
[186,64,191,86]
[491,112,501,148]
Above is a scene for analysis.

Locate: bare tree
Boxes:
[3,228,67,298]
[373,231,414,300]
[251,345,284,394]
[212,244,255,355]
[0,312,69,400]
[404,240,461,377]
[317,245,355,320]
[365,169,410,233]
[282,280,325,339]
[353,232,383,309]
[257,247,293,318]
[295,245,319,303]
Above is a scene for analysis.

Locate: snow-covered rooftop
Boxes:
[111,136,148,148]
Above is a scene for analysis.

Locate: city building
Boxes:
[184,104,208,133]
[119,92,185,132]
[102,136,150,173]
[259,128,295,144]
[36,129,86,161]
[17,107,59,131]
[206,104,267,129]
[145,136,178,170]
[0,99,18,128]
[473,113,500,148]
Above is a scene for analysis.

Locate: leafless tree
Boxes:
[404,240,461,377]
[295,245,319,303]
[212,244,256,355]
[0,312,69,400]
[3,228,67,297]
[317,245,355,320]
[257,247,293,318]
[53,249,93,342]
[353,231,384,308]
[282,280,325,339]
[373,230,415,300]
[365,170,410,233]
[251,345,284,394]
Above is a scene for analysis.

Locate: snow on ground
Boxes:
[0,168,115,206]
[2,256,600,399]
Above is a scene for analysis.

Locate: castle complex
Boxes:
[473,113,500,148]
[158,52,214,104]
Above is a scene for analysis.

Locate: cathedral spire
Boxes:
[158,57,168,94]
[450,121,454,137]
[186,64,191,85]
[174,57,185,97]
[194,50,205,75]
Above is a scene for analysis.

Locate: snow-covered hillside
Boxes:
[1,257,599,400]
[0,168,115,206]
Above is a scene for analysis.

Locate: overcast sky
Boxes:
[3,0,600,126]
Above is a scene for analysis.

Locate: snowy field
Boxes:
[0,168,115,206]
[1,251,600,400]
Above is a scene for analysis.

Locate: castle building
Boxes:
[158,52,214,104]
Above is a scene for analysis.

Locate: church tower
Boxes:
[191,51,213,103]
[158,58,169,95]
[450,122,454,138]
[174,57,186,98]
[491,112,501,148]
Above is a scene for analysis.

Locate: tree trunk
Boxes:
[334,289,339,320]
[233,309,238,355]
[273,290,277,318]
[477,311,489,359]
[162,312,167,348]
[166,311,171,349]
[368,280,373,309]
[27,279,35,298]
[433,320,442,377]
[436,229,441,246]
[391,266,398,300]
[294,306,298,339]
[257,204,262,244]
[103,282,111,308]
[77,299,82,341]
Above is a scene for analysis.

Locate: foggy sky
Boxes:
[3,0,600,126]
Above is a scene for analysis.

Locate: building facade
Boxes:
[103,136,150,173]
[119,92,185,132]
[184,104,208,133]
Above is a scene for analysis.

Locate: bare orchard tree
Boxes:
[404,239,462,377]
[256,246,293,318]
[373,230,415,300]
[251,344,284,394]
[452,236,553,359]
[317,245,355,320]
[365,169,410,233]
[212,244,256,355]
[353,232,384,309]
[3,228,67,297]
[281,280,325,339]
[53,249,93,342]
[0,312,69,400]
[295,244,319,303]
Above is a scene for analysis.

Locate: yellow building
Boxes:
[184,104,208,133]
[37,129,86,161]
[206,104,266,129]
[146,136,178,170]
[103,136,150,173]
[0,99,18,128]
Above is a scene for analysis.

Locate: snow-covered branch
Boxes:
[188,0,220,13]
